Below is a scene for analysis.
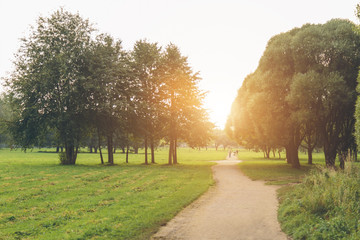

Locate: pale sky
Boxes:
[0,0,359,128]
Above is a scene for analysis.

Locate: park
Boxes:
[2,1,360,239]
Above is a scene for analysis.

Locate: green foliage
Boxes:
[278,164,360,239]
[131,39,163,164]
[6,9,212,165]
[7,8,96,164]
[228,19,360,168]
[86,34,132,164]
[58,151,67,165]
[0,95,12,147]
[213,129,238,150]
[0,148,225,239]
[160,44,213,164]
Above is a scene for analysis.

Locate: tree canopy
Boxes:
[227,19,360,168]
[7,9,95,164]
[5,8,212,165]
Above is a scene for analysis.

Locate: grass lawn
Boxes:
[0,147,227,240]
[237,149,325,185]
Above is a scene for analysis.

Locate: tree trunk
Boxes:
[173,138,178,164]
[107,134,114,164]
[126,144,129,163]
[324,143,336,168]
[97,128,104,164]
[168,139,173,165]
[338,150,346,170]
[150,137,155,164]
[144,136,148,165]
[168,90,176,165]
[121,147,125,154]
[264,146,270,159]
[113,147,116,153]
[355,147,358,162]
[286,126,302,168]
[307,147,313,165]
[56,146,59,153]
[94,147,98,153]
[63,143,77,165]
[134,147,138,154]
[89,146,93,153]
[285,143,300,168]
[99,145,104,164]
[285,149,291,164]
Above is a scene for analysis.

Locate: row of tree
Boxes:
[3,8,213,165]
[226,19,360,168]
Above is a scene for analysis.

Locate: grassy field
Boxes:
[236,149,325,185]
[0,147,227,240]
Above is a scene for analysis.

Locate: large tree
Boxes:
[7,9,95,164]
[131,40,163,164]
[160,44,211,164]
[288,71,355,168]
[228,19,360,168]
[289,19,360,168]
[227,29,302,168]
[86,34,133,164]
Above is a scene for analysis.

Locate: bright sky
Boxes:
[0,0,359,129]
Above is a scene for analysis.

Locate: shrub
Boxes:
[58,152,67,165]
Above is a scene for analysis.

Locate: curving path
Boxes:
[151,154,288,240]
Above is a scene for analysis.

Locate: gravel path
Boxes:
[151,155,288,240]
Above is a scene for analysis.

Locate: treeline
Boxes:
[227,19,360,168]
[2,8,214,165]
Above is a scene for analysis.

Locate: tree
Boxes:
[86,34,133,164]
[228,19,360,168]
[288,71,354,168]
[7,8,94,164]
[131,40,163,164]
[160,44,210,164]
[182,108,214,149]
[213,128,238,151]
[290,19,360,168]
[0,95,12,147]
[227,30,302,168]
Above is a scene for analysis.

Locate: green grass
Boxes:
[278,165,360,240]
[237,149,324,185]
[0,148,227,240]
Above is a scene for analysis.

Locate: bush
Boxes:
[58,152,67,165]
[278,164,360,239]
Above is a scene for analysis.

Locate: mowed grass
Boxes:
[237,150,325,185]
[0,148,227,240]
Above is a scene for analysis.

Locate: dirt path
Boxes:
[151,155,288,240]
